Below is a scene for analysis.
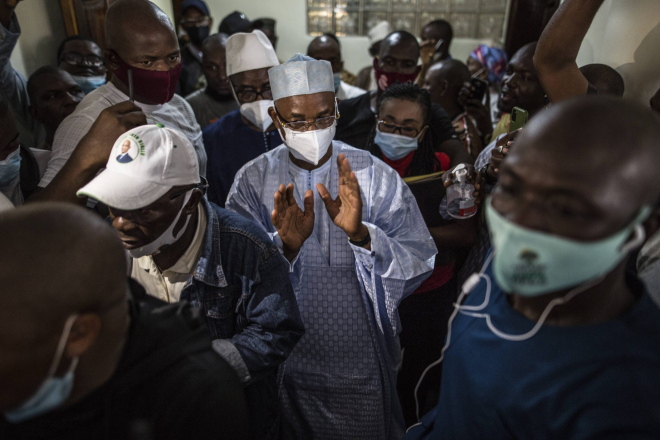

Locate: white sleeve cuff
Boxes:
[272,231,302,273]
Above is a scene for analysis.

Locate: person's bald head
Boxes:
[105,0,174,51]
[104,0,180,89]
[492,96,660,243]
[307,35,342,74]
[579,64,624,97]
[0,203,127,325]
[0,203,129,412]
[424,59,470,117]
[201,33,232,97]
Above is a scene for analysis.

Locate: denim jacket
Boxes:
[180,198,304,440]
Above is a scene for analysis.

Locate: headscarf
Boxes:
[469,45,508,85]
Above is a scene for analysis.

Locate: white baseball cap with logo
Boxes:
[77,124,200,210]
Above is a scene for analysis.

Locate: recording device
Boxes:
[470,77,489,102]
[509,107,529,133]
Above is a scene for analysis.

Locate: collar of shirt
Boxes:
[135,202,207,276]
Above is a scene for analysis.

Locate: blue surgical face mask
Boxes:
[485,198,650,297]
[5,315,79,423]
[375,129,419,160]
[0,147,22,188]
[333,73,341,92]
[71,74,106,95]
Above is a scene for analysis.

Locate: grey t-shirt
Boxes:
[186,88,239,129]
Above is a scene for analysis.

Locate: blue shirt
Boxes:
[202,110,282,207]
[407,254,660,440]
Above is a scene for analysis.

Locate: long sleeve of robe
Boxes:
[226,141,437,440]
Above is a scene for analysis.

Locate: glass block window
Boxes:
[308,0,510,39]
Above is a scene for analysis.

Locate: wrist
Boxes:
[282,242,301,262]
[347,224,368,242]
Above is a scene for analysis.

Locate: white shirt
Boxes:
[130,203,207,303]
[40,82,207,188]
[31,142,51,179]
[0,189,13,211]
[336,81,367,101]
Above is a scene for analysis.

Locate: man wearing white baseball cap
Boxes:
[202,30,281,208]
[78,124,304,440]
[226,53,436,440]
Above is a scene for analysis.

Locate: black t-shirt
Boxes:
[336,91,457,150]
[1,280,250,440]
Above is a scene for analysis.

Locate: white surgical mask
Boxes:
[279,121,336,166]
[240,100,274,132]
[128,191,193,258]
[5,315,79,423]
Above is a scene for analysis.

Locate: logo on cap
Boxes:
[116,138,137,164]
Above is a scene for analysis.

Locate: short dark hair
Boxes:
[367,82,446,177]
[27,66,66,103]
[57,35,99,62]
[425,19,453,42]
[579,63,625,97]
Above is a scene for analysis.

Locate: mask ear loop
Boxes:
[412,251,494,423]
[47,314,79,379]
[620,224,646,254]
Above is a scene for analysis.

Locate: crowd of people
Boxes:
[1,0,659,439]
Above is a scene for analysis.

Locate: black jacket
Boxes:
[1,280,250,440]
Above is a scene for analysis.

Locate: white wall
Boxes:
[204,0,495,75]
[575,0,660,104]
[9,0,67,78]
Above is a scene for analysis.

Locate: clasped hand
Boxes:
[270,154,368,261]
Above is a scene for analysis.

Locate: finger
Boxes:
[271,209,280,228]
[303,189,315,212]
[110,100,143,114]
[273,191,284,218]
[286,183,296,207]
[317,183,340,219]
[122,111,148,128]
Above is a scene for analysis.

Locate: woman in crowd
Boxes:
[365,82,475,427]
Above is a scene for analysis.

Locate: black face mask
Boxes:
[186,26,210,47]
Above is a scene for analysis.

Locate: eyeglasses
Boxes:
[61,52,104,68]
[377,120,424,138]
[170,176,209,200]
[235,87,273,103]
[180,16,211,27]
[276,100,340,132]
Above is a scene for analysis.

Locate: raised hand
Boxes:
[271,183,315,261]
[488,128,523,181]
[316,154,368,243]
[80,101,146,168]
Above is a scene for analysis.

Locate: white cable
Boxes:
[413,252,494,422]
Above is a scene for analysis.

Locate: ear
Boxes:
[208,17,213,29]
[417,125,429,143]
[104,49,119,71]
[28,106,44,124]
[268,106,285,139]
[65,314,102,360]
[440,80,449,96]
[183,188,203,216]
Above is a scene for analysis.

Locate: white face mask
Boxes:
[128,191,193,258]
[240,100,274,132]
[279,121,336,166]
